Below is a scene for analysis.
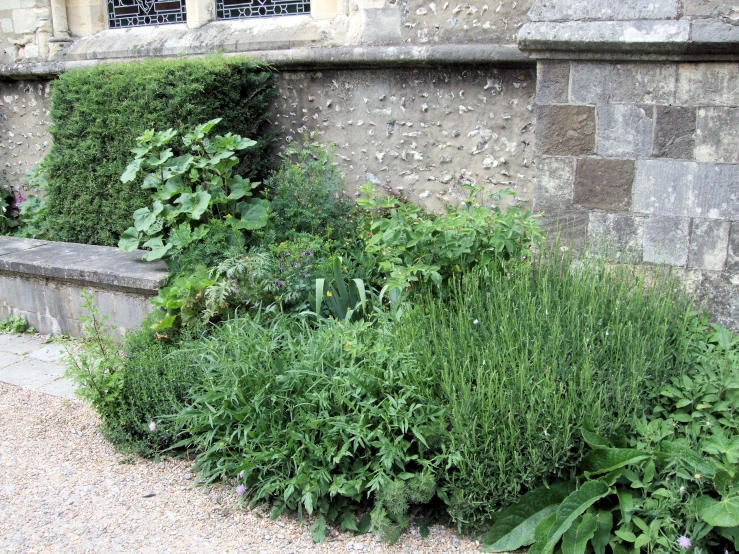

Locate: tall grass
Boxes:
[397,251,694,528]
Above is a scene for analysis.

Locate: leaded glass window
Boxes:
[216,0,310,20]
[108,0,187,28]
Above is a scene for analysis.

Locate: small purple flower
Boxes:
[275,280,283,288]
[279,266,284,272]
[14,191,26,204]
[289,261,295,267]
[148,422,157,432]
[236,484,246,496]
[306,258,312,264]
[304,249,312,256]
[677,536,691,549]
[300,273,306,279]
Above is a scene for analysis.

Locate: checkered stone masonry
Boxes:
[533,60,739,330]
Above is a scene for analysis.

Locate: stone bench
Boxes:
[0,237,169,338]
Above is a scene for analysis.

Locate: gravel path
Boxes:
[0,383,482,554]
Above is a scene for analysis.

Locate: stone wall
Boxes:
[271,65,536,212]
[0,79,52,189]
[525,0,739,330]
[400,0,532,45]
[0,0,53,64]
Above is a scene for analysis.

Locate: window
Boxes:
[216,0,310,20]
[107,0,187,28]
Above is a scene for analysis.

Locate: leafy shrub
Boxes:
[482,318,739,554]
[357,184,542,294]
[267,137,354,242]
[0,314,34,333]
[150,233,330,330]
[44,57,276,246]
[172,313,447,542]
[395,253,694,529]
[0,182,19,234]
[64,291,125,421]
[102,324,203,458]
[117,120,268,263]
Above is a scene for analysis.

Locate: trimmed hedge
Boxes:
[44,57,277,246]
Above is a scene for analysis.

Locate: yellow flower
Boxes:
[326,291,333,297]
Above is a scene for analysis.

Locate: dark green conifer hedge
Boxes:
[44,57,277,246]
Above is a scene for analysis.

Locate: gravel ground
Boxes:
[0,383,482,554]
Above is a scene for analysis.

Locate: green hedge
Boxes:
[44,57,277,246]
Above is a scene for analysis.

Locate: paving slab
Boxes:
[36,377,77,401]
[0,358,67,390]
[0,351,23,369]
[28,343,69,363]
[0,334,48,356]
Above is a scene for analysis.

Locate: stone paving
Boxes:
[0,332,76,400]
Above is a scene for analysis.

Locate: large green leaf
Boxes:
[543,481,611,554]
[591,510,613,554]
[561,513,598,554]
[482,483,574,552]
[697,495,739,527]
[118,227,140,251]
[581,449,650,476]
[162,154,194,180]
[175,191,211,220]
[703,435,739,465]
[121,157,143,183]
[234,199,269,230]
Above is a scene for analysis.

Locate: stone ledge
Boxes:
[0,237,168,293]
[519,19,739,60]
[0,44,531,78]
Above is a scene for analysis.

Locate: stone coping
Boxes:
[0,237,168,293]
[0,43,530,79]
[519,18,739,60]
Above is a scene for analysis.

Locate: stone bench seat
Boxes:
[0,237,169,338]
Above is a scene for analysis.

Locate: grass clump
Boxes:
[397,252,694,529]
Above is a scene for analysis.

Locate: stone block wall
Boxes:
[0,0,52,64]
[534,60,739,329]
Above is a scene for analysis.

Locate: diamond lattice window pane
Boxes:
[216,0,310,20]
[108,0,187,28]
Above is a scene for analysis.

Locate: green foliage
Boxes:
[0,314,34,334]
[0,183,19,234]
[357,183,542,294]
[44,56,277,246]
[101,324,203,458]
[482,317,739,554]
[315,257,368,322]
[266,137,354,242]
[118,120,268,263]
[149,233,330,330]
[64,291,124,420]
[396,252,694,529]
[172,312,447,542]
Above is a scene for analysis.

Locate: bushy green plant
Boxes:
[0,314,34,333]
[150,233,330,330]
[482,318,739,554]
[267,137,354,241]
[101,324,203,458]
[172,313,447,543]
[0,183,19,234]
[118,119,268,263]
[315,256,369,322]
[395,252,694,530]
[357,183,542,295]
[44,56,276,246]
[64,291,125,421]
